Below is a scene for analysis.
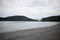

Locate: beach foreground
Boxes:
[0,23,60,40]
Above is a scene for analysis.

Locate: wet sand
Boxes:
[0,23,60,40]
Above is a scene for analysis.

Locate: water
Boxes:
[0,21,58,33]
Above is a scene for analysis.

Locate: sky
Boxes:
[0,0,60,19]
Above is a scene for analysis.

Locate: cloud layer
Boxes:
[0,0,60,19]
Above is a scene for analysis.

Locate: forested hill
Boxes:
[41,15,60,22]
[0,15,38,21]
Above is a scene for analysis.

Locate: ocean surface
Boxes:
[0,21,58,33]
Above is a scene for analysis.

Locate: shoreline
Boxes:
[0,24,60,40]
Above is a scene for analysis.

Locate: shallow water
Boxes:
[0,21,58,33]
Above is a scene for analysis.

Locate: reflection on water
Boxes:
[0,21,58,33]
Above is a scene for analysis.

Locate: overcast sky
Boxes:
[0,0,60,19]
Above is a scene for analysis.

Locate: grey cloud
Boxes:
[25,0,48,7]
[0,0,60,19]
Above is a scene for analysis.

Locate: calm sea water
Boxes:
[0,21,58,33]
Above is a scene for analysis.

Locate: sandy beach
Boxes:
[0,23,60,40]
